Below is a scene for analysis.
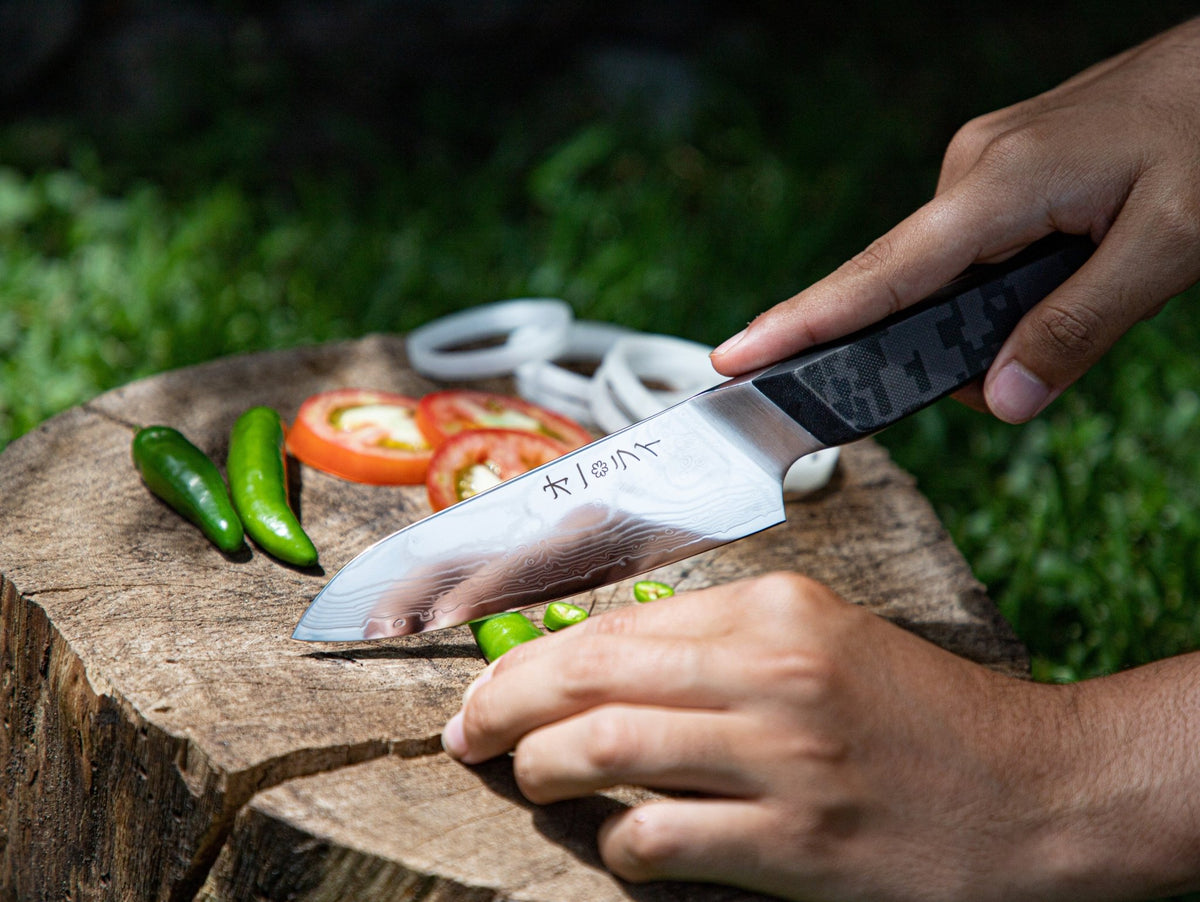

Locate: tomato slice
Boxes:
[287,389,434,485]
[426,429,567,511]
[415,389,592,451]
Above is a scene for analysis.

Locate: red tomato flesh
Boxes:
[416,389,592,450]
[288,389,434,485]
[426,429,567,511]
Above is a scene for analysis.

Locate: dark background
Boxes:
[3,1,1195,183]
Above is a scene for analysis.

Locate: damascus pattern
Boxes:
[292,384,815,641]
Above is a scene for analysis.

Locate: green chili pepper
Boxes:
[227,406,318,567]
[543,601,589,631]
[633,580,675,602]
[469,612,542,662]
[132,426,244,553]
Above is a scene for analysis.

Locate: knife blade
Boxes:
[293,232,1093,642]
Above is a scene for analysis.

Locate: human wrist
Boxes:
[1001,664,1200,901]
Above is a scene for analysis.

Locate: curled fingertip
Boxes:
[598,809,647,882]
[598,804,688,884]
[711,327,748,360]
[441,709,468,760]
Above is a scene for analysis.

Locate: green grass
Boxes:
[7,135,1198,686]
[886,303,1200,682]
[5,139,1199,683]
[3,10,1200,897]
[3,7,1200,686]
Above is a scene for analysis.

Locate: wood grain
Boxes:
[0,334,1026,901]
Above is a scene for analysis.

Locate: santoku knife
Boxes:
[293,233,1093,642]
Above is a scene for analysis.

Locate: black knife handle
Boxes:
[750,232,1094,446]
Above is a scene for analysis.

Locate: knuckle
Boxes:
[731,573,848,699]
[748,568,811,597]
[760,646,840,704]
[1031,298,1104,365]
[611,810,687,878]
[773,800,862,855]
[976,124,1045,172]
[703,573,861,701]
[460,688,502,742]
[556,640,621,703]
[845,236,892,274]
[742,571,831,621]
[583,710,640,774]
[587,604,641,638]
[511,741,553,803]
[1151,191,1200,250]
[836,237,904,317]
[945,113,999,164]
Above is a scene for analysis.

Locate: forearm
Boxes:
[1014,653,1200,900]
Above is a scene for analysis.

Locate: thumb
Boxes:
[983,194,1196,422]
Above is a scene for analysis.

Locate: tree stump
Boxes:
[0,334,1027,901]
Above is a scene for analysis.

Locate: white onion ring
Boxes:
[405,298,572,380]
[514,321,635,428]
[589,334,723,433]
[409,304,840,495]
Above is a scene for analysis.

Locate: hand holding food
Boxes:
[444,573,1200,901]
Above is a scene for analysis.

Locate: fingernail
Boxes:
[988,360,1052,423]
[712,327,747,358]
[442,710,467,759]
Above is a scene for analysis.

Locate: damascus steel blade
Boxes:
[293,377,823,641]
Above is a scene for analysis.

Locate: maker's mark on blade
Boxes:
[294,395,797,641]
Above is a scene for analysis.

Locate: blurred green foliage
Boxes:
[886,301,1200,683]
[2,5,1200,699]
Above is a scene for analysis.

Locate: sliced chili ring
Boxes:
[633,580,675,602]
[288,389,434,485]
[543,601,589,631]
[425,428,567,512]
[468,612,543,662]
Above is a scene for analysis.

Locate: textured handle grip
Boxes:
[752,233,1095,446]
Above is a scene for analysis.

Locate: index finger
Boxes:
[710,175,1054,375]
[499,579,745,670]
[445,583,755,763]
[452,634,729,764]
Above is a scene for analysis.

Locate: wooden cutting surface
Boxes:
[0,333,1027,901]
